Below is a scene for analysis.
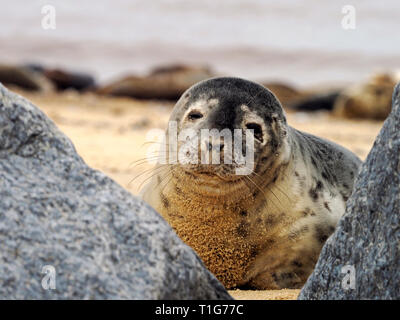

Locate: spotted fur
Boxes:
[141,77,362,289]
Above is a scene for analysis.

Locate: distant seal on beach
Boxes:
[141,77,361,289]
[0,64,53,92]
[258,81,304,108]
[333,72,398,119]
[98,64,215,100]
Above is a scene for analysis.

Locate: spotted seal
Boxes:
[141,77,361,289]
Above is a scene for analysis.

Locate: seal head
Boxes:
[168,77,291,194]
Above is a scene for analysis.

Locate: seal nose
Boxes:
[206,141,224,152]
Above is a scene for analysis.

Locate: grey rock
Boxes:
[0,83,232,300]
[299,83,400,300]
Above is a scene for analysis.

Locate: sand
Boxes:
[12,88,384,300]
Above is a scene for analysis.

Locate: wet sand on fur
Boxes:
[13,88,383,300]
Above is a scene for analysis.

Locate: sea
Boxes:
[0,0,399,87]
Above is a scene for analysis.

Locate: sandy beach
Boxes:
[10,87,383,300]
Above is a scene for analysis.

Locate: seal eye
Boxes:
[188,111,203,120]
[246,123,263,142]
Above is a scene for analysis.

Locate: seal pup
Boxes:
[333,72,398,120]
[141,77,361,289]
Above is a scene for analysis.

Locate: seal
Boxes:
[333,72,397,119]
[98,64,214,100]
[141,77,362,289]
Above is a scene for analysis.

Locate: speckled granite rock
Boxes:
[299,83,400,300]
[0,83,232,300]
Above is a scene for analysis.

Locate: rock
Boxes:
[43,68,96,91]
[333,72,398,119]
[0,64,53,92]
[298,83,400,300]
[0,84,232,300]
[98,64,215,100]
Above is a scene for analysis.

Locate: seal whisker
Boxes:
[155,169,174,190]
[140,141,171,147]
[137,165,171,191]
[128,164,169,187]
[159,169,176,195]
[129,156,166,168]
[129,156,162,166]
[249,169,291,204]
[243,166,284,208]
[244,175,281,211]
[129,152,172,167]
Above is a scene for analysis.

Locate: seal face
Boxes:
[141,77,362,289]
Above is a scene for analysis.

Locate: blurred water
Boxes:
[0,0,399,86]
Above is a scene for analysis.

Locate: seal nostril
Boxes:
[205,141,224,152]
